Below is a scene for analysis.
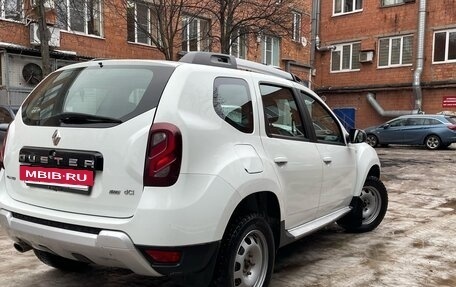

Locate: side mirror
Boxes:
[349,129,367,144]
[383,124,390,129]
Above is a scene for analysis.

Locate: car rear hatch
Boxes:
[3,61,176,218]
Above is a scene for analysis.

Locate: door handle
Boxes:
[323,157,332,164]
[274,157,288,165]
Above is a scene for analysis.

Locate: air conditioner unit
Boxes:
[30,0,55,10]
[359,51,374,63]
[30,23,60,47]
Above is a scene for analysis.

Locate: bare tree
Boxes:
[35,0,52,76]
[108,0,202,60]
[198,0,297,55]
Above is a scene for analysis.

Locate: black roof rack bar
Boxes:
[179,52,302,83]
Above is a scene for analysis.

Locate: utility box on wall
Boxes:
[30,23,60,47]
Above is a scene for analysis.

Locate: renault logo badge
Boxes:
[52,130,61,146]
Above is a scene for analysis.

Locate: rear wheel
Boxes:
[366,134,378,147]
[425,135,441,150]
[338,176,388,233]
[34,249,89,272]
[212,213,275,287]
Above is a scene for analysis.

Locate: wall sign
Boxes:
[442,96,456,108]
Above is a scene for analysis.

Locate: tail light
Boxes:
[144,249,182,264]
[0,126,9,169]
[144,123,182,187]
[447,124,456,131]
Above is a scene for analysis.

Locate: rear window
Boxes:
[22,64,174,127]
[445,116,456,125]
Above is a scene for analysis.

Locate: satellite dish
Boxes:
[22,63,43,85]
[301,37,308,47]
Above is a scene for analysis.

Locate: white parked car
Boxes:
[0,52,388,287]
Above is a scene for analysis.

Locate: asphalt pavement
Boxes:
[0,145,455,287]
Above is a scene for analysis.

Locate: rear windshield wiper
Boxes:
[54,112,123,124]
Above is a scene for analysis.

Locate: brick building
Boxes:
[312,0,456,128]
[0,0,312,106]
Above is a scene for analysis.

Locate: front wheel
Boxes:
[425,135,441,150]
[212,213,275,287]
[338,176,388,233]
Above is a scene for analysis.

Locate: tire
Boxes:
[424,135,441,150]
[338,176,388,233]
[34,249,89,272]
[212,213,275,287]
[366,134,378,147]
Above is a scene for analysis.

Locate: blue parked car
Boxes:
[0,105,19,144]
[365,114,456,150]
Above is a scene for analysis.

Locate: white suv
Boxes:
[0,52,387,287]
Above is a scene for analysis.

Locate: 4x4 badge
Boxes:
[52,130,61,146]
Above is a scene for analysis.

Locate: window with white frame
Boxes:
[1,0,22,21]
[433,29,456,63]
[378,35,413,67]
[230,29,247,59]
[331,42,360,72]
[382,0,406,6]
[182,16,210,52]
[262,35,280,66]
[56,0,102,36]
[333,0,363,15]
[127,1,159,45]
[292,11,301,42]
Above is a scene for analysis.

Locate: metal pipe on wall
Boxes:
[413,0,427,112]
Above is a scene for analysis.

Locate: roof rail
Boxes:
[179,52,303,84]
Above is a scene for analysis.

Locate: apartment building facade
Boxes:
[0,0,312,106]
[312,0,456,128]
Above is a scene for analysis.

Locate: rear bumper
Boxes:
[0,209,219,277]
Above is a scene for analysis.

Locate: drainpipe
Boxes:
[367,0,425,117]
[367,93,418,117]
[311,0,335,68]
[316,36,336,51]
[4,52,11,105]
[413,0,426,112]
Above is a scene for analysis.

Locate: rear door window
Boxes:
[22,64,175,127]
[423,118,441,125]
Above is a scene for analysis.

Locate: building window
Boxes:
[182,16,210,52]
[56,0,103,37]
[230,29,247,59]
[333,0,363,15]
[292,11,301,42]
[382,0,406,6]
[331,42,360,72]
[1,0,22,21]
[262,35,280,66]
[127,1,159,45]
[378,35,413,67]
[433,29,456,63]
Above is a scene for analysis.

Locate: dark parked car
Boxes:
[365,114,456,150]
[0,105,19,144]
